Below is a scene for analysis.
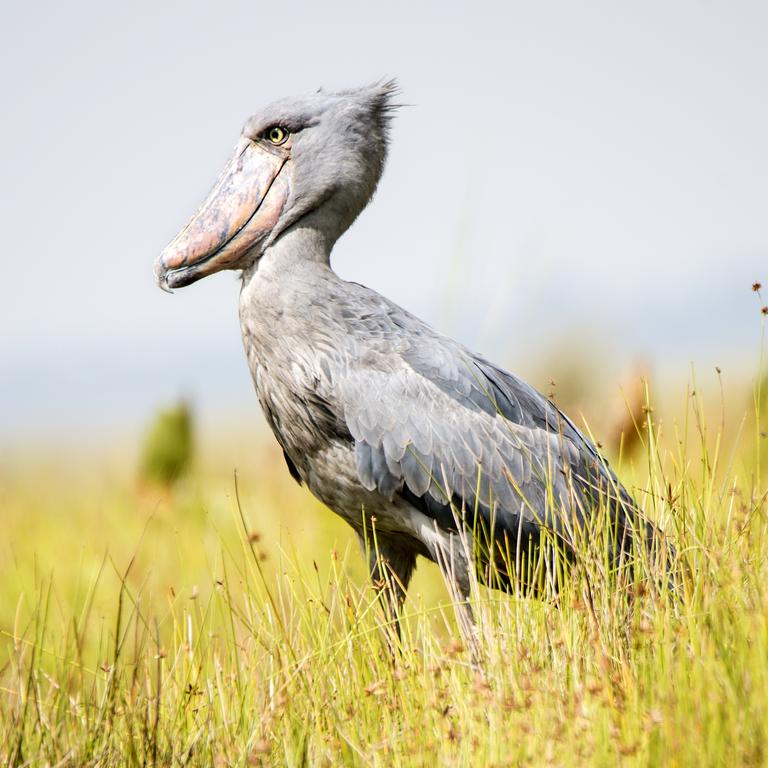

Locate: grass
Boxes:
[2,343,767,764]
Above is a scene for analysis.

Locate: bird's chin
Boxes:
[164,266,197,290]
[154,244,259,291]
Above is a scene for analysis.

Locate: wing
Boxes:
[335,302,628,547]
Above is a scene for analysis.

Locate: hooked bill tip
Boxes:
[153,258,175,294]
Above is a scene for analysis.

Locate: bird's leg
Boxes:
[359,533,416,656]
[430,529,482,666]
[443,571,479,663]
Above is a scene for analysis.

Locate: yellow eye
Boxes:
[267,126,288,145]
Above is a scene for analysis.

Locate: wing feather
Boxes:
[332,289,636,549]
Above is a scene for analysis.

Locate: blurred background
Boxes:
[1,0,766,446]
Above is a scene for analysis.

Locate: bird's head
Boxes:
[154,81,397,291]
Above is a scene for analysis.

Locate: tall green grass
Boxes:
[2,322,767,764]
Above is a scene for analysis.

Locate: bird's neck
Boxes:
[257,217,333,273]
[239,210,343,322]
[239,220,339,350]
[238,220,342,458]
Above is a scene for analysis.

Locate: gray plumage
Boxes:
[156,81,662,627]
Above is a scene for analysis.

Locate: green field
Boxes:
[2,360,767,766]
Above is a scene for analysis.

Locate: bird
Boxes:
[154,81,667,644]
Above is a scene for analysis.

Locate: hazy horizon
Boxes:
[2,1,766,440]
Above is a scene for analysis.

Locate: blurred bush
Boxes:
[529,339,652,458]
[606,359,651,456]
[139,401,194,488]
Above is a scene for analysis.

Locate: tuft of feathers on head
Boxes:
[365,78,402,114]
[338,78,401,141]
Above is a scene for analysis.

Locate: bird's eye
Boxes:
[266,126,289,145]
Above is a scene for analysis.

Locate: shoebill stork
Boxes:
[154,81,665,641]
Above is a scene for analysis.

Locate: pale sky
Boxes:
[1,0,767,438]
